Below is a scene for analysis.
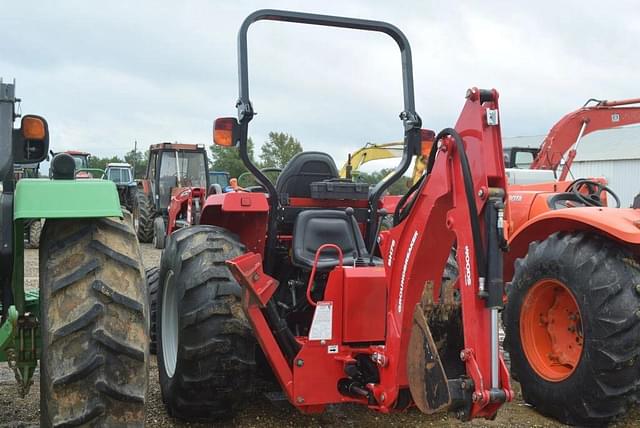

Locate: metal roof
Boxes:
[503,125,640,162]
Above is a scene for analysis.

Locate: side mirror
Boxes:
[13,115,50,164]
[213,117,239,147]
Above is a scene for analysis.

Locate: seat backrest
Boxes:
[292,210,367,270]
[276,152,339,199]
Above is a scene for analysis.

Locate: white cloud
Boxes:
[2,0,638,165]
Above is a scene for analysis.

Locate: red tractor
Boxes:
[155,10,512,422]
[62,150,93,177]
[136,142,210,248]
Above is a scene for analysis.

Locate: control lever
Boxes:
[345,207,363,264]
[369,208,388,266]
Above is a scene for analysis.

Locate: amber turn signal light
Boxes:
[213,117,239,147]
[22,115,46,140]
[420,129,435,156]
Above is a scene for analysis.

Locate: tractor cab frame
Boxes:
[137,142,210,247]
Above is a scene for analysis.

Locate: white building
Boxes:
[503,125,640,207]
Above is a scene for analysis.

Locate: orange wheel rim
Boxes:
[520,279,583,382]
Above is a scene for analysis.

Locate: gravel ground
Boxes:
[1,244,637,427]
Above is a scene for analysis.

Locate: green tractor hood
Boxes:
[14,178,122,219]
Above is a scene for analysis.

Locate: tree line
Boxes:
[210,131,409,195]
[209,131,303,178]
[87,149,148,178]
[87,131,410,195]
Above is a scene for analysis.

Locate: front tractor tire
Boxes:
[146,266,159,354]
[157,225,256,420]
[504,232,640,426]
[137,190,155,243]
[39,214,148,427]
[153,216,166,250]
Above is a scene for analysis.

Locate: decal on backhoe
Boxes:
[464,245,472,287]
[388,239,396,266]
[398,231,419,313]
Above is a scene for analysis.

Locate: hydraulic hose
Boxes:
[393,137,439,225]
[439,128,486,279]
[265,301,301,363]
[393,128,486,278]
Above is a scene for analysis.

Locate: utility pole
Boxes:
[133,140,137,178]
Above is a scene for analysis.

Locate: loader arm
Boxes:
[531,97,640,180]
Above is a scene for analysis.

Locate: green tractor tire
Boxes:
[39,214,148,427]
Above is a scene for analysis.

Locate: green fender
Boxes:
[14,178,122,219]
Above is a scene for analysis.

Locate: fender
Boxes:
[14,179,121,220]
[506,207,640,280]
[200,192,269,255]
[137,179,152,195]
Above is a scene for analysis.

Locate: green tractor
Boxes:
[0,80,149,426]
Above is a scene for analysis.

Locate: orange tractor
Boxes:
[502,98,640,425]
[155,9,513,423]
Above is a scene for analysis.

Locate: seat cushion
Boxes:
[292,210,367,270]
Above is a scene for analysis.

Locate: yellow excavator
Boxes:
[340,137,433,185]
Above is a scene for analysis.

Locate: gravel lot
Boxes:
[1,244,637,427]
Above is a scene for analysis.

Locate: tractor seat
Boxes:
[276,152,339,199]
[292,210,381,270]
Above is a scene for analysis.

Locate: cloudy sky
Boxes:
[1,1,638,166]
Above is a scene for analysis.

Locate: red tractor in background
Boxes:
[501,97,640,425]
[156,9,512,423]
[136,142,210,249]
[62,150,93,177]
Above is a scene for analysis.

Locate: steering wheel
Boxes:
[568,179,620,208]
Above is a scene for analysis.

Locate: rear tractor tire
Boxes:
[504,232,640,426]
[157,225,256,420]
[39,214,148,427]
[137,190,155,243]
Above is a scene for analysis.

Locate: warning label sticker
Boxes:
[309,301,333,341]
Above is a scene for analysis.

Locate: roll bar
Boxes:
[235,9,422,249]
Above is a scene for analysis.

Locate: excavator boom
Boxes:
[341,140,433,185]
[530,97,640,180]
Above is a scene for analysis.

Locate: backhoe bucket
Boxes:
[407,303,451,413]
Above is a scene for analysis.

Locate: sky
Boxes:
[1,0,638,168]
